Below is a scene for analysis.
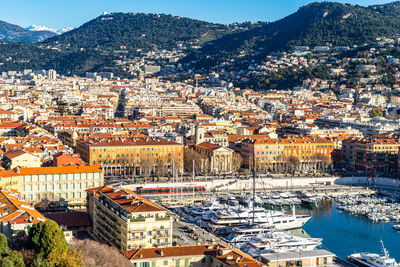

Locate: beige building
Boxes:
[194,142,234,174]
[0,165,103,202]
[259,250,335,267]
[121,244,265,267]
[86,186,172,251]
[2,150,41,170]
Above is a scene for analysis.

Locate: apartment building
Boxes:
[121,244,265,267]
[86,186,172,251]
[342,137,400,173]
[0,165,103,202]
[76,137,183,176]
[237,137,334,172]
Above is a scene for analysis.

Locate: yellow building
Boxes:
[86,186,173,251]
[259,250,335,267]
[2,150,41,170]
[121,244,265,267]
[0,165,103,202]
[76,137,183,176]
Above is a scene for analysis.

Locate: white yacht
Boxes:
[240,232,322,257]
[223,227,273,244]
[347,241,399,267]
[209,205,310,230]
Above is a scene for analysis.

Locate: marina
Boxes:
[167,188,400,263]
[303,200,400,261]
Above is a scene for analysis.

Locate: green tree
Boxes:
[368,109,383,118]
[0,234,8,255]
[0,234,25,267]
[28,220,68,258]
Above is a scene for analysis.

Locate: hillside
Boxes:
[369,1,400,19]
[0,20,56,43]
[183,2,400,69]
[43,13,230,52]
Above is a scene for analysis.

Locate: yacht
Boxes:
[347,241,399,267]
[240,232,322,257]
[392,224,400,231]
[223,227,273,244]
[209,205,310,230]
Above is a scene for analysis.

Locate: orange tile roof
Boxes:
[0,165,102,178]
[195,142,221,151]
[88,187,164,213]
[0,188,46,224]
[121,244,264,267]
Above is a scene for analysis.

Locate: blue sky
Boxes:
[1,0,396,29]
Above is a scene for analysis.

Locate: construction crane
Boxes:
[194,75,207,89]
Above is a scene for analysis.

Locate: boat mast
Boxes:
[192,159,195,199]
[380,240,389,258]
[252,154,256,225]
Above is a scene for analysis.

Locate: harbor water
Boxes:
[301,200,400,261]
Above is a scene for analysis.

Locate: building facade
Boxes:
[76,137,184,176]
[193,142,234,174]
[87,186,172,251]
[0,165,103,202]
[236,137,334,173]
[122,244,265,267]
[342,137,400,173]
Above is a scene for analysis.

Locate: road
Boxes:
[172,215,226,246]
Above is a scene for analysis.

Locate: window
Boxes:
[163,260,168,265]
[175,260,180,267]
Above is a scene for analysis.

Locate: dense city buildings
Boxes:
[2,2,400,263]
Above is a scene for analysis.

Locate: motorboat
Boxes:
[347,241,399,267]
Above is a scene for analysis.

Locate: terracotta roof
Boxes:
[87,187,164,213]
[3,150,29,159]
[121,244,264,267]
[43,211,90,228]
[0,188,46,224]
[0,165,102,178]
[195,142,221,151]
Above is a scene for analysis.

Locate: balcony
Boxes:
[155,216,170,221]
[130,217,145,222]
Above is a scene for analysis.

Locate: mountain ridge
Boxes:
[1,2,400,75]
[0,20,57,43]
[182,1,400,70]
